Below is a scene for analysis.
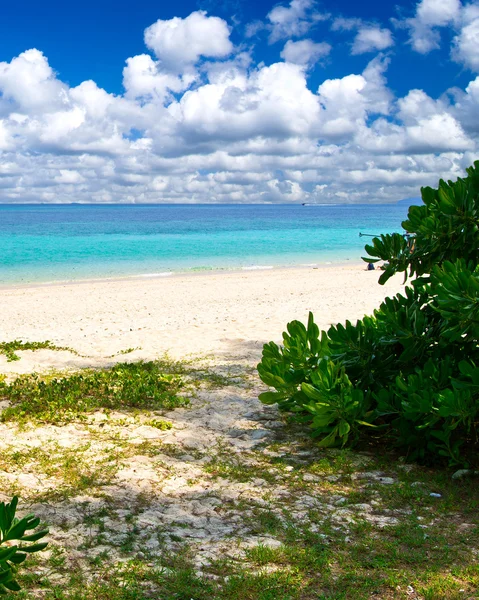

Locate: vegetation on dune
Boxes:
[0,360,188,425]
[258,161,479,466]
[0,341,75,363]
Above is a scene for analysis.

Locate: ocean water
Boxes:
[0,204,410,284]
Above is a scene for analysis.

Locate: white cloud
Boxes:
[358,88,474,154]
[0,9,477,205]
[122,54,195,102]
[167,61,321,143]
[317,57,392,139]
[398,0,461,54]
[399,0,479,70]
[452,15,479,71]
[405,113,473,151]
[331,18,393,55]
[55,169,85,184]
[280,39,331,67]
[397,88,446,123]
[0,120,12,150]
[144,11,233,71]
[70,80,114,119]
[416,0,461,26]
[0,49,67,112]
[244,20,265,38]
[267,0,328,43]
[351,27,394,54]
[450,75,479,132]
[331,17,362,31]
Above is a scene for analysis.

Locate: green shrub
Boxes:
[258,162,479,466]
[0,496,48,594]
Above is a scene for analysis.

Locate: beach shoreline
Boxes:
[0,263,404,377]
[0,259,368,291]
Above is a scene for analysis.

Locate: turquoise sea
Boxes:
[0,204,409,284]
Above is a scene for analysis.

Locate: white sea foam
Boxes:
[138,272,173,278]
[242,265,274,270]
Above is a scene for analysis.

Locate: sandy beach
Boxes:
[0,264,405,374]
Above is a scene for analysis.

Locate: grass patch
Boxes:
[204,453,276,484]
[0,360,188,424]
[0,340,77,362]
[0,442,125,501]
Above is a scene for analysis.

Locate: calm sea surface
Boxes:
[0,204,409,284]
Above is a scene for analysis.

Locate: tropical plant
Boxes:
[257,162,479,465]
[364,161,479,283]
[0,496,48,594]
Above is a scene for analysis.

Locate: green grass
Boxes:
[0,353,245,426]
[8,505,477,599]
[0,360,188,424]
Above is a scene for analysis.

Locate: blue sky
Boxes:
[0,0,477,203]
[0,0,469,95]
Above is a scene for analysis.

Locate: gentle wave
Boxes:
[138,272,174,278]
[241,265,274,271]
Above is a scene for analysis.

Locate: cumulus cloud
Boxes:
[317,57,392,139]
[452,7,479,72]
[397,0,461,53]
[331,18,393,55]
[417,0,461,26]
[450,75,479,132]
[144,11,233,71]
[55,169,85,184]
[167,61,321,143]
[122,54,195,103]
[0,49,67,112]
[267,0,328,43]
[397,0,479,71]
[0,7,477,205]
[280,39,331,67]
[351,27,394,54]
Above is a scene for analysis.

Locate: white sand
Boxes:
[0,264,405,375]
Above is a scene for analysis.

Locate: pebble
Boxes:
[250,429,270,440]
[377,477,395,485]
[452,469,479,480]
[303,473,320,482]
